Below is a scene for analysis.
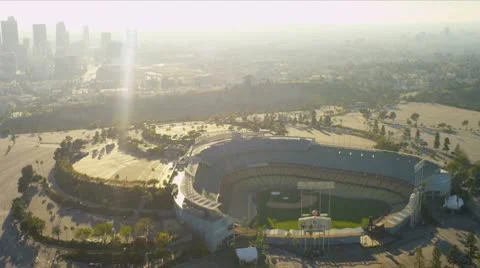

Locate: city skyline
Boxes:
[1,1,480,34]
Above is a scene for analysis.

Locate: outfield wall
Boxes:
[264,233,362,248]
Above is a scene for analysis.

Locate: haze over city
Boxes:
[0,1,480,268]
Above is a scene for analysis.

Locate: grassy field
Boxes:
[333,102,480,162]
[256,191,390,229]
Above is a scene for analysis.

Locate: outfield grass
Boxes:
[256,191,390,229]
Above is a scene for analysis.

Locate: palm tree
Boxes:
[447,245,461,268]
[52,225,61,240]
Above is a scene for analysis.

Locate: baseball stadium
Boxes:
[173,132,452,252]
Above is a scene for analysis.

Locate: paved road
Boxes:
[0,136,58,267]
[0,135,90,267]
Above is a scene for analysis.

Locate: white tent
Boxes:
[443,195,464,210]
[235,247,258,264]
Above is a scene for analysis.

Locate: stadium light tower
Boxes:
[297,181,335,252]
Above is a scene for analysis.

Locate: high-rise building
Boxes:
[15,43,28,70]
[33,24,49,58]
[125,29,137,50]
[101,32,111,49]
[23,38,30,51]
[0,52,17,80]
[33,24,47,47]
[1,16,19,52]
[83,26,89,48]
[56,22,69,51]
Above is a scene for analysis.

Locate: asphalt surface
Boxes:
[0,134,90,267]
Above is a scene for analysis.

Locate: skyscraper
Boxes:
[23,38,30,51]
[1,16,19,52]
[125,29,138,50]
[56,22,69,50]
[83,26,89,48]
[33,24,49,57]
[0,52,17,80]
[33,24,47,47]
[101,32,111,50]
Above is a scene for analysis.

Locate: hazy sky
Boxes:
[2,1,480,33]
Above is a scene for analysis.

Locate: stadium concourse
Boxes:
[173,131,452,252]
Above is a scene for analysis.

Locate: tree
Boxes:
[389,111,397,122]
[321,115,331,126]
[360,108,372,124]
[414,247,425,268]
[431,246,442,268]
[251,230,268,254]
[447,245,461,268]
[380,125,386,136]
[71,139,87,153]
[434,132,441,149]
[147,179,159,187]
[74,227,93,241]
[21,165,34,181]
[155,232,172,248]
[52,225,61,240]
[11,197,27,220]
[416,129,421,140]
[310,110,317,126]
[403,128,411,140]
[410,112,420,122]
[18,176,31,193]
[462,120,469,130]
[119,225,132,243]
[464,230,479,265]
[93,131,100,144]
[379,110,388,120]
[22,215,45,236]
[93,222,113,244]
[134,217,154,238]
[101,128,107,143]
[387,130,394,140]
[443,137,451,151]
[373,120,379,134]
[154,232,173,258]
[454,144,461,153]
[18,164,36,193]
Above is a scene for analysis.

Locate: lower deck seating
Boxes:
[232,175,406,207]
[221,164,413,200]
